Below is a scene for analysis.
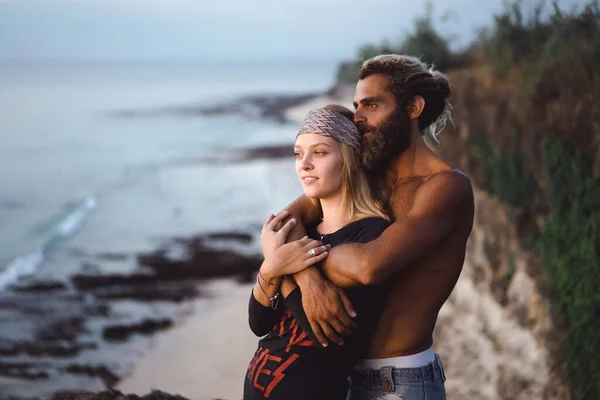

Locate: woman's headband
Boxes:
[296,108,361,152]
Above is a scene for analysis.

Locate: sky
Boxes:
[0,0,585,61]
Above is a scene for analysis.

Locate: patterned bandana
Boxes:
[296,108,361,152]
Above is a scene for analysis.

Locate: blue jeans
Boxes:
[348,354,447,400]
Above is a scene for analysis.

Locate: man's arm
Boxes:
[321,171,474,286]
[284,195,322,237]
[281,194,358,346]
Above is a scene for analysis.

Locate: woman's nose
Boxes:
[299,157,313,170]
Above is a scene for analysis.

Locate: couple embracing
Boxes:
[244,54,474,400]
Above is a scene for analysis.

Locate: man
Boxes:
[279,54,474,399]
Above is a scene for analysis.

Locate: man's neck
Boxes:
[387,133,436,185]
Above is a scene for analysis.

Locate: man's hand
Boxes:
[296,269,357,347]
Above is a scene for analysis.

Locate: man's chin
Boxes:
[361,153,380,171]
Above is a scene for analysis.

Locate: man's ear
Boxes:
[408,95,425,119]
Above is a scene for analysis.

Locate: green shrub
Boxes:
[538,138,600,399]
[471,133,537,208]
[334,2,453,84]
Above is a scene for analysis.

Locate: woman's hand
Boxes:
[261,210,295,260]
[261,237,331,280]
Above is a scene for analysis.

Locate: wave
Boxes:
[0,195,98,292]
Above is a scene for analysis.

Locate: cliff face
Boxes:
[434,188,569,399]
[431,67,583,399]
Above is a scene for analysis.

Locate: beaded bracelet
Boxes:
[256,273,280,309]
[258,270,275,286]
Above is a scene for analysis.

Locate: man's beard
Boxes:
[358,109,411,172]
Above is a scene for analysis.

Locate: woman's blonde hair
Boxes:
[310,104,390,223]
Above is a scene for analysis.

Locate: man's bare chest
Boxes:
[389,179,423,219]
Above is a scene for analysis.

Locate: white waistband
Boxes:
[354,346,435,370]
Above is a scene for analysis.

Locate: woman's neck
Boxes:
[318,193,352,235]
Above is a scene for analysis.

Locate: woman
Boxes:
[244,105,392,400]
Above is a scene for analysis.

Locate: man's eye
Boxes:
[368,103,377,109]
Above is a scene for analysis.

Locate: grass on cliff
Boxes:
[472,2,600,398]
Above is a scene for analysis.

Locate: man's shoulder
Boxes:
[408,168,473,213]
[423,168,472,194]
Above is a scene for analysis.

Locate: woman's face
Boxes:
[294,133,343,200]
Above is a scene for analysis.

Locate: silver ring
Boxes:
[308,248,316,257]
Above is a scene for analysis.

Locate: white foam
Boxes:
[56,195,97,237]
[0,249,44,292]
[0,195,98,293]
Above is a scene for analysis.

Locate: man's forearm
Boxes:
[284,195,322,239]
[319,243,367,287]
[293,249,363,290]
[291,242,369,289]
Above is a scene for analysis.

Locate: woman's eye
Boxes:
[293,152,301,158]
[314,151,326,156]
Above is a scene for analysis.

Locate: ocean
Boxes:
[0,58,340,292]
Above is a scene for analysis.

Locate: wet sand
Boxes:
[118,279,257,400]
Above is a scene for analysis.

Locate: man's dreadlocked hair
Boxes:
[359,54,453,142]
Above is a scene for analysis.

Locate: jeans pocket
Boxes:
[370,393,403,400]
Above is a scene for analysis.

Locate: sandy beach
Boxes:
[118,279,257,400]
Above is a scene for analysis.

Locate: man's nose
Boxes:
[354,109,365,125]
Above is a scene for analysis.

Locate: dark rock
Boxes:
[235,144,293,162]
[137,235,262,280]
[64,364,120,387]
[95,253,129,262]
[93,283,199,303]
[50,388,191,400]
[36,316,86,341]
[205,231,254,244]
[236,270,257,284]
[81,261,103,273]
[72,274,161,290]
[110,91,319,124]
[12,281,67,292]
[0,361,49,380]
[102,318,173,342]
[0,337,96,358]
[73,231,261,292]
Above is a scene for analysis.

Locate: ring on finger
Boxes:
[308,248,316,257]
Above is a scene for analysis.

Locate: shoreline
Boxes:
[110,83,355,125]
[0,84,321,397]
[117,279,257,400]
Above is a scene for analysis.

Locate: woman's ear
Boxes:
[408,95,425,119]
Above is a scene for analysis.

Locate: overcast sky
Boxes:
[0,0,584,61]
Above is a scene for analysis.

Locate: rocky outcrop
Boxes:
[49,388,191,400]
[0,230,263,398]
[434,189,570,399]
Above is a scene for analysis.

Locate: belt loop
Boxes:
[431,358,438,382]
[367,367,375,387]
[435,354,447,382]
[379,367,394,392]
[380,366,395,392]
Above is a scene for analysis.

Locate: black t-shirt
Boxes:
[244,217,391,400]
